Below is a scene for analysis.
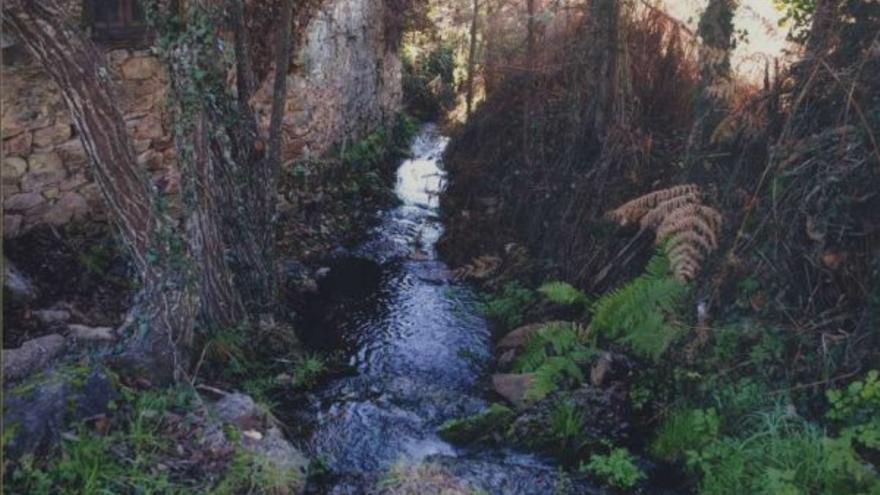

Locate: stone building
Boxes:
[1,0,402,238]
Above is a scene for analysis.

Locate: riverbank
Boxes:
[1,115,418,494]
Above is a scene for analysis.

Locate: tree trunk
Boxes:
[157,0,295,323]
[806,0,836,55]
[583,0,627,136]
[484,0,499,96]
[2,0,197,383]
[687,0,737,157]
[465,0,479,117]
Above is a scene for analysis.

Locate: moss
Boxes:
[437,403,514,444]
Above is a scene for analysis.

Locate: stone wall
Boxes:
[2,49,173,238]
[1,0,401,238]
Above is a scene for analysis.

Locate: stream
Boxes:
[297,124,590,493]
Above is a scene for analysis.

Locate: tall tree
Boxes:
[150,0,295,324]
[2,0,199,382]
[3,0,297,380]
[582,0,629,136]
[687,0,737,157]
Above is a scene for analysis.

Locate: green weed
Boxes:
[582,447,645,489]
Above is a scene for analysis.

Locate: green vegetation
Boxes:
[581,448,645,490]
[402,42,456,119]
[480,281,535,330]
[590,251,689,361]
[212,449,301,495]
[549,400,587,456]
[686,408,879,495]
[538,281,591,310]
[512,322,595,400]
[437,403,514,444]
[9,387,194,494]
[291,353,328,389]
[652,408,721,462]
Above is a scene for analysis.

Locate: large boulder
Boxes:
[3,364,117,456]
[204,393,309,494]
[491,373,536,408]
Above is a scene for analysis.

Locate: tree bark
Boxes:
[2,0,197,382]
[806,0,836,55]
[583,0,627,136]
[465,0,479,117]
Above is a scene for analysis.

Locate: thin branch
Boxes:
[267,0,295,169]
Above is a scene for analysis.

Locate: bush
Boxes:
[292,353,327,389]
[437,403,514,444]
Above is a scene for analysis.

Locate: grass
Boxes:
[292,353,327,389]
[8,388,186,494]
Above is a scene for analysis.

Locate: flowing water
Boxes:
[297,125,588,493]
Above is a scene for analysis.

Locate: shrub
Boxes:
[401,43,456,119]
[549,400,588,456]
[437,403,514,444]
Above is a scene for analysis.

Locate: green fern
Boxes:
[539,281,590,308]
[590,250,689,361]
[513,322,596,400]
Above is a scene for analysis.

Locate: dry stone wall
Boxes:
[2,0,401,238]
[2,48,174,238]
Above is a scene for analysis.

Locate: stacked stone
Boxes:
[2,49,175,238]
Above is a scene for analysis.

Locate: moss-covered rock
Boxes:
[437,403,514,445]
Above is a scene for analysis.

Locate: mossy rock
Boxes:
[3,363,116,457]
[437,403,514,445]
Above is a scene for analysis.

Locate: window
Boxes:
[84,0,148,45]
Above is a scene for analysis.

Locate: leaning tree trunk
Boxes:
[687,0,737,158]
[2,0,197,383]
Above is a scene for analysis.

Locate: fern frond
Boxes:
[590,251,689,361]
[609,185,722,281]
[607,184,701,225]
[452,255,502,281]
[539,281,590,307]
[512,322,596,400]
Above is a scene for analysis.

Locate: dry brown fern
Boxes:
[452,255,502,281]
[608,185,722,281]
